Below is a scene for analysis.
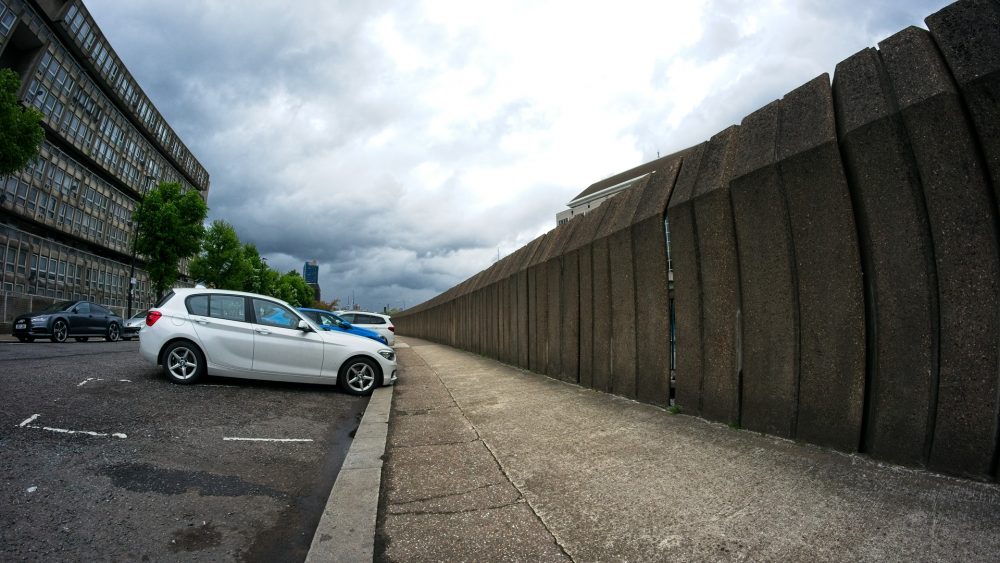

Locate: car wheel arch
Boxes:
[157,337,205,366]
[338,354,384,389]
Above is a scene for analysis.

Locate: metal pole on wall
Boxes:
[126,214,139,318]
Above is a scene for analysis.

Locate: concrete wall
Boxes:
[393,0,1000,482]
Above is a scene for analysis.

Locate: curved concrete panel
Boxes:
[880,26,1000,479]
[777,75,865,452]
[730,101,799,439]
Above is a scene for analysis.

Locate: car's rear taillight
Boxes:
[146,310,162,326]
[388,325,395,332]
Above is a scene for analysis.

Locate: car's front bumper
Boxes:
[11,318,50,337]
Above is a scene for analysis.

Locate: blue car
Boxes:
[297,308,388,345]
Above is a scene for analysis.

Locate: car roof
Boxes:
[336,310,390,318]
[165,288,295,308]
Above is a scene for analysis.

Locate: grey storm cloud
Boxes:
[86,0,952,311]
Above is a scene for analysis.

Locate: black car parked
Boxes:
[11,300,125,343]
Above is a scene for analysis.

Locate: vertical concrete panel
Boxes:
[578,244,594,389]
[508,275,518,365]
[535,263,549,375]
[927,0,1000,212]
[730,101,799,439]
[881,27,1000,479]
[779,76,866,452]
[633,216,671,407]
[835,47,939,467]
[591,237,612,393]
[608,229,637,399]
[546,258,562,377]
[690,128,741,424]
[666,143,710,415]
[693,189,741,424]
[517,271,529,368]
[666,204,703,414]
[561,249,580,383]
[528,267,540,372]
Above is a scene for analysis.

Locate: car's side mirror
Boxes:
[298,320,313,332]
[71,307,79,313]
[339,321,352,329]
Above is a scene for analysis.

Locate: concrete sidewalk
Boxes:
[376,337,1000,562]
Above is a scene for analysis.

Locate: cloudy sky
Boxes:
[86,0,949,312]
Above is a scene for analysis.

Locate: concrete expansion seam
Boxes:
[305,384,394,563]
[426,349,576,563]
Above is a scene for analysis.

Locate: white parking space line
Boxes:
[19,414,40,427]
[17,414,127,439]
[223,437,314,442]
[78,378,133,387]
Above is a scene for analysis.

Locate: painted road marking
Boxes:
[17,414,126,438]
[223,437,314,442]
[78,378,133,387]
[19,414,40,427]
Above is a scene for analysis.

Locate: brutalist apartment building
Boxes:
[0,0,209,322]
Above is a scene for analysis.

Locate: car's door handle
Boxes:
[255,328,271,335]
[193,316,210,325]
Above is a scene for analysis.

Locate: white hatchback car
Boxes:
[139,288,397,395]
[335,311,395,346]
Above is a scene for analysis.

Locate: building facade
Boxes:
[303,259,320,301]
[0,0,209,323]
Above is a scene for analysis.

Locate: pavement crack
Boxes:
[394,406,458,416]
[391,498,526,516]
[391,481,510,506]
[391,438,480,448]
[424,358,577,563]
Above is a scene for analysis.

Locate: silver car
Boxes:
[139,288,397,395]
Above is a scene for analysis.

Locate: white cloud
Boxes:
[86,0,952,311]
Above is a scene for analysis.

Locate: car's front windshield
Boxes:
[40,300,77,313]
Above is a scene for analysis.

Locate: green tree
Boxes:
[241,243,279,295]
[275,270,314,307]
[189,220,248,289]
[0,69,44,176]
[133,182,208,298]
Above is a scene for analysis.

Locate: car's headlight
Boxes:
[378,349,395,361]
[31,316,47,324]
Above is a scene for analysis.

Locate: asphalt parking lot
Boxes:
[0,339,368,562]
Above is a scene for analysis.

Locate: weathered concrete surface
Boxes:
[777,75,865,452]
[730,101,800,439]
[691,127,741,425]
[927,0,1000,213]
[633,215,671,407]
[665,141,710,416]
[880,26,1000,479]
[608,227,637,399]
[376,346,569,562]
[379,338,1000,562]
[560,249,580,384]
[834,47,938,467]
[590,237,612,394]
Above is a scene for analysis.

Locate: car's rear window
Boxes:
[154,291,175,308]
